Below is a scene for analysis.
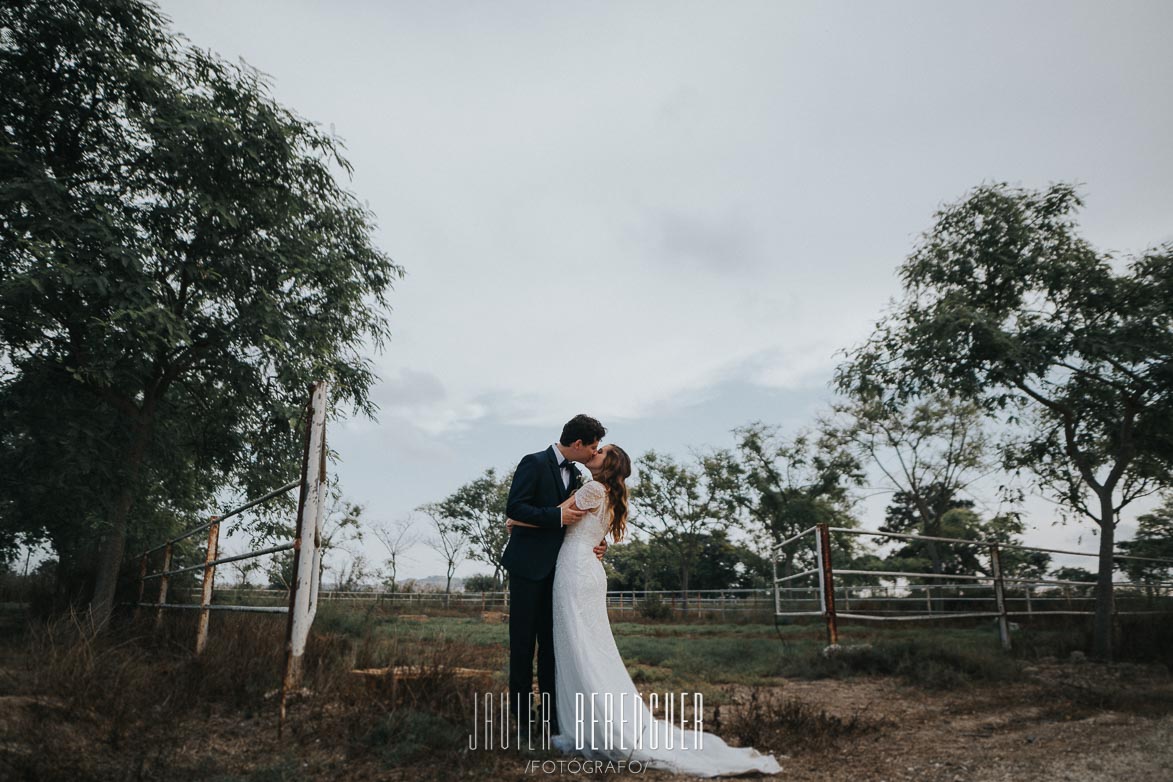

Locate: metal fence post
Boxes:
[772,555,781,618]
[815,523,838,646]
[989,544,1012,651]
[195,515,221,655]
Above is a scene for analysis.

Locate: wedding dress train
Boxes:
[549,480,782,777]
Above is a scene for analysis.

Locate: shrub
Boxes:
[638,594,673,621]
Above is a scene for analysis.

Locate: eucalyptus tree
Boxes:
[834,182,1172,659]
[0,0,403,626]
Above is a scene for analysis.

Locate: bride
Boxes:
[507,444,782,777]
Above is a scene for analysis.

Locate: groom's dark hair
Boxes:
[560,414,606,446]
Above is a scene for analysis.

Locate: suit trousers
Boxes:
[508,570,557,733]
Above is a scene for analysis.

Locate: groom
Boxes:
[502,413,608,736]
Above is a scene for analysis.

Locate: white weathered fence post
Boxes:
[279,380,329,734]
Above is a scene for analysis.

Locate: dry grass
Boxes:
[0,608,510,780]
[2,603,1171,781]
[714,685,885,755]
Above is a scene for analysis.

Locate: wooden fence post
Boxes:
[194,516,221,655]
[155,543,173,630]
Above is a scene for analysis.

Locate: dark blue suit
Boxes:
[501,446,577,731]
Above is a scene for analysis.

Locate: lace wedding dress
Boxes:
[550,480,782,777]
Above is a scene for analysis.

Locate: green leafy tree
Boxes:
[313,490,365,589]
[1116,495,1173,597]
[834,183,1172,659]
[880,491,982,575]
[1048,566,1098,598]
[684,530,774,590]
[266,550,295,592]
[253,487,360,592]
[605,530,770,592]
[462,573,501,592]
[879,497,1050,604]
[981,513,1052,582]
[427,469,511,586]
[602,535,674,592]
[729,421,867,583]
[0,0,402,626]
[628,449,741,609]
[822,393,993,597]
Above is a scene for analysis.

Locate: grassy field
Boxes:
[1,602,1170,781]
[313,606,1029,697]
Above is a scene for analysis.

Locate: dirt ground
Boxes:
[2,657,1171,781]
[766,659,1173,782]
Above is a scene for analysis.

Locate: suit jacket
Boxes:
[501,446,578,581]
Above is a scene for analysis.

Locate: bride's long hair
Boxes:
[595,445,632,542]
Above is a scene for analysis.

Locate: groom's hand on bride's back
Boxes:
[558,496,585,524]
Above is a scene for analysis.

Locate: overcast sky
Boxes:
[153,0,1173,582]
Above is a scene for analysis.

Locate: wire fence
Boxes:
[177,586,782,616]
[772,524,1173,649]
[131,380,330,735]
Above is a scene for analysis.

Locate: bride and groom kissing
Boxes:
[499,414,781,776]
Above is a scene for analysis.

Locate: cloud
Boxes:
[156,0,1173,580]
[644,210,761,272]
[348,369,486,437]
[373,368,446,407]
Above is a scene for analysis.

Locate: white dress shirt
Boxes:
[553,443,573,490]
[552,444,593,526]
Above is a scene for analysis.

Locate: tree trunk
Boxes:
[88,480,137,630]
[88,412,153,630]
[923,515,946,613]
[1092,493,1116,661]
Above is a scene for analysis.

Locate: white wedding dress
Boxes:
[550,480,782,777]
